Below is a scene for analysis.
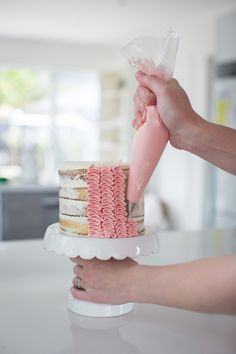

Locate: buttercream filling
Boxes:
[59,198,87,217]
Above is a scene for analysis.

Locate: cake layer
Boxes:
[59,213,144,237]
[59,194,144,218]
[59,187,88,201]
[59,170,87,188]
[59,161,129,170]
[59,214,88,236]
[59,198,87,217]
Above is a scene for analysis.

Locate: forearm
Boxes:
[181,113,236,175]
[129,256,236,314]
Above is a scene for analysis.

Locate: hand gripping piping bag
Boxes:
[121,28,179,212]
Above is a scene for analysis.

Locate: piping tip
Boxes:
[128,202,137,216]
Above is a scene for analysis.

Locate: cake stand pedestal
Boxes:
[43,223,159,318]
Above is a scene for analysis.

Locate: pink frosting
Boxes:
[86,166,102,237]
[113,166,128,237]
[86,165,138,238]
[100,168,115,237]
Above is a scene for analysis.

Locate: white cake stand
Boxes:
[43,223,159,318]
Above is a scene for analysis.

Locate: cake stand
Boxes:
[43,223,159,318]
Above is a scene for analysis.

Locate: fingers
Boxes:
[133,91,144,113]
[134,85,156,111]
[71,276,101,303]
[133,85,156,129]
[135,71,166,96]
[137,85,156,106]
[70,256,96,267]
[70,257,138,305]
[70,256,85,265]
[132,111,145,130]
[73,264,82,274]
[133,92,145,129]
[70,258,101,303]
[71,286,91,301]
[72,276,86,290]
[71,285,104,303]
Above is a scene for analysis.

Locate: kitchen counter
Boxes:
[0,228,236,354]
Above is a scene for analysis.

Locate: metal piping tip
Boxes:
[128,202,137,216]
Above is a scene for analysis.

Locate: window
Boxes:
[0,67,100,185]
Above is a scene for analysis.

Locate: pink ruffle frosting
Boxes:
[86,165,138,238]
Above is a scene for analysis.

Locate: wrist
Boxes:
[175,111,207,153]
[125,263,144,303]
[127,264,157,303]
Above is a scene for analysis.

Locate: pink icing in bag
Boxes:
[121,28,179,204]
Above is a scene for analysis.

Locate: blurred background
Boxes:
[0,0,236,240]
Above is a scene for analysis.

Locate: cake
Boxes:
[58,162,144,238]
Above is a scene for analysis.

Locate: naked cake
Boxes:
[58,162,144,238]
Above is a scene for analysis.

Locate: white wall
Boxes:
[216,9,236,63]
[0,36,119,70]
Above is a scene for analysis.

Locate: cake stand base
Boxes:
[67,294,134,317]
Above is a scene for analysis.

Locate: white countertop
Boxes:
[0,228,236,354]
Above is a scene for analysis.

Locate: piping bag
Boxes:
[121,28,179,214]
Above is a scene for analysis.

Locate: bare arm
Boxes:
[181,115,236,175]
[129,255,236,314]
[71,255,236,314]
[134,72,236,175]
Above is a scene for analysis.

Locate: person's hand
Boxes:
[133,71,203,149]
[70,257,139,304]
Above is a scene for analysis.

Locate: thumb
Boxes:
[135,71,166,96]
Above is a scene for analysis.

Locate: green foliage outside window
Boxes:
[0,69,48,108]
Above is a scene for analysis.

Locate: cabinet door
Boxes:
[40,194,59,232]
[2,191,58,240]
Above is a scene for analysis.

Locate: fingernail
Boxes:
[136,71,146,78]
[71,286,76,293]
[132,118,137,126]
